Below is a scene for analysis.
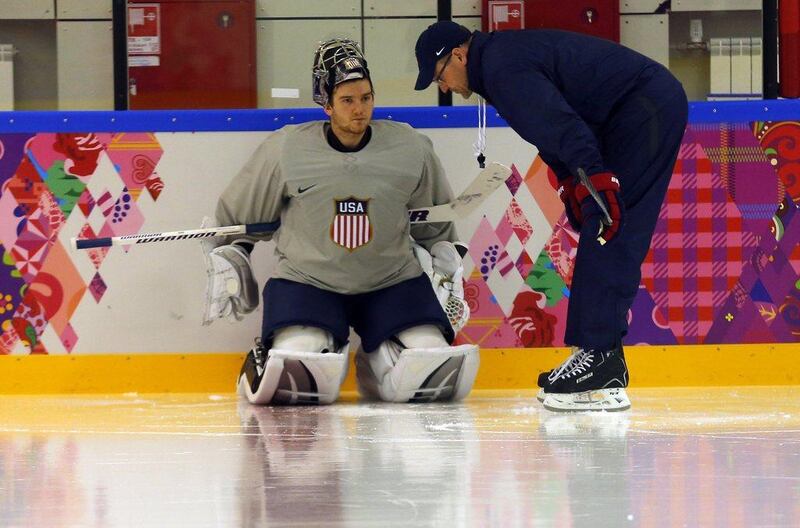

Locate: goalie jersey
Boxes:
[216,120,458,294]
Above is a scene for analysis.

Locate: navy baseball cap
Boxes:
[414,21,472,90]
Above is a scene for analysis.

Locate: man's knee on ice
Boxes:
[237,325,349,406]
[355,324,479,403]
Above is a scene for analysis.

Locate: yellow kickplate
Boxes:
[0,354,245,394]
[0,343,797,394]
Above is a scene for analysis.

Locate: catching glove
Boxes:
[412,240,471,332]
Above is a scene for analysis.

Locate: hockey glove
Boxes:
[575,171,624,245]
[200,217,259,325]
[556,177,583,232]
[412,240,471,332]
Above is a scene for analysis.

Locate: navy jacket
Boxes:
[466,30,684,181]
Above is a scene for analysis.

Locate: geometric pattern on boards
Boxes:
[2,120,799,353]
[0,132,164,354]
[461,122,798,347]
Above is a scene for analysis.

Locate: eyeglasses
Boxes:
[432,53,453,85]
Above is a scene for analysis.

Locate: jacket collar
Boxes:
[466,31,491,101]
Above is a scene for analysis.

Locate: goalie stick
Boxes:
[71,162,511,250]
[407,161,510,222]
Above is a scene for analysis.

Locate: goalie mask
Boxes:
[312,38,371,107]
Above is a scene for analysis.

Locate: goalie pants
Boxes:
[260,274,454,353]
[565,76,688,352]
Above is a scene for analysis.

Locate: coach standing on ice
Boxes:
[413,22,688,411]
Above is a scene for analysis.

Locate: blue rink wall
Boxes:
[0,102,798,363]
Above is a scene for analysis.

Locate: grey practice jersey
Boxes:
[216,120,458,294]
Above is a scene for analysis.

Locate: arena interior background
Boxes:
[0,102,798,390]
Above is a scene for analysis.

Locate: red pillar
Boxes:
[780,0,800,97]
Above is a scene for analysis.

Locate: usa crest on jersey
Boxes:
[330,197,372,251]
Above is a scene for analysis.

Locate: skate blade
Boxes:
[536,388,545,403]
[542,387,631,412]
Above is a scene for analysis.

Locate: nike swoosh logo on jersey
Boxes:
[435,46,446,56]
[297,184,317,194]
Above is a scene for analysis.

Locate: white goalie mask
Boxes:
[312,38,371,107]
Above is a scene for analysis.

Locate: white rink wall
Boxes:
[61,127,537,354]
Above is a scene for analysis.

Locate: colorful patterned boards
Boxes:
[1,121,799,355]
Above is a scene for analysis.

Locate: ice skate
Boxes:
[541,346,631,412]
[535,347,584,402]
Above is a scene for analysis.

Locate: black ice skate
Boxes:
[536,347,584,402]
[536,371,551,402]
[541,346,631,412]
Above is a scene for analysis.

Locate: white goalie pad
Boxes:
[237,343,350,405]
[355,340,479,403]
[201,218,259,325]
[412,241,471,332]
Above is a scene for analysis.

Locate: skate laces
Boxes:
[548,347,584,382]
[561,349,595,379]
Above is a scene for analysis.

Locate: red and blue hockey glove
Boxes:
[575,170,624,245]
[556,177,583,232]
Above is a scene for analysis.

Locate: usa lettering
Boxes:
[337,202,366,214]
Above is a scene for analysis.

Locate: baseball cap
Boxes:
[414,21,472,90]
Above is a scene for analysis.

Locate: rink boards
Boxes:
[0,102,799,391]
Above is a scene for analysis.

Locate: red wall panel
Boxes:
[780,0,800,98]
[127,0,256,109]
[482,0,620,42]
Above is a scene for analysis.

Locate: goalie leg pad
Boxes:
[238,345,350,405]
[355,340,479,403]
[237,327,349,405]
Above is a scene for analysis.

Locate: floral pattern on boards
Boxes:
[0,133,164,354]
[461,121,800,347]
[1,120,799,353]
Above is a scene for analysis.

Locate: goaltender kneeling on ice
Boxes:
[200,38,478,405]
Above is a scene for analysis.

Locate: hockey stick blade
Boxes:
[407,162,511,223]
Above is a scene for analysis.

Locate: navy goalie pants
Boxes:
[260,274,453,353]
